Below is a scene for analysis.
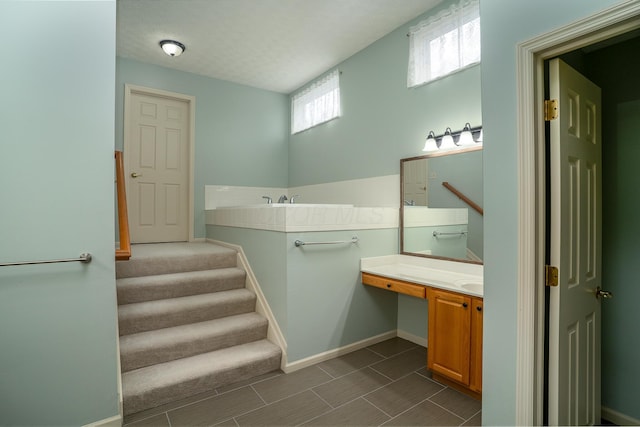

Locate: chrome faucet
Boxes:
[277,194,288,203]
[262,196,272,204]
[289,195,300,204]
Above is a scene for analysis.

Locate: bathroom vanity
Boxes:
[361,254,483,398]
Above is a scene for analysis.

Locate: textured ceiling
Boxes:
[117,0,442,93]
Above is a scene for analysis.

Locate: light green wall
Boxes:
[207,227,289,336]
[0,1,119,425]
[480,0,624,424]
[397,294,429,339]
[207,226,398,362]
[116,58,290,238]
[288,2,482,186]
[283,0,483,352]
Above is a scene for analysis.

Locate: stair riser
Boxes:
[123,348,281,416]
[119,296,256,336]
[120,319,268,372]
[116,253,237,279]
[117,269,246,304]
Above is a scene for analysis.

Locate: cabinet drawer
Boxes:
[361,272,426,298]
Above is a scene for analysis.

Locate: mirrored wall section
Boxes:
[401,148,483,263]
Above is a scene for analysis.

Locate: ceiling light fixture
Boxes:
[159,40,185,57]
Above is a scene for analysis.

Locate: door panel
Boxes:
[126,91,190,243]
[427,288,471,385]
[548,58,602,426]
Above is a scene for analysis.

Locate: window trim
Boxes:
[291,69,341,134]
[407,0,480,88]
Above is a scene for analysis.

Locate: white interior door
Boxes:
[548,58,605,425]
[403,158,428,205]
[126,90,190,243]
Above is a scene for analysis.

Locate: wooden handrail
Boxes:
[115,151,131,261]
[442,181,483,216]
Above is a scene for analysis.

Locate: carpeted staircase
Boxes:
[116,242,282,416]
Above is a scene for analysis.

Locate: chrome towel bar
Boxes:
[0,253,92,267]
[295,236,359,247]
[432,231,467,237]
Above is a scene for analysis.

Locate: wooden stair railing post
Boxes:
[115,151,131,260]
[442,181,484,216]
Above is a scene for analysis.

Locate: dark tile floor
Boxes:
[124,338,482,426]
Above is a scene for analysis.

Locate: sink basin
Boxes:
[461,283,483,294]
[453,279,483,294]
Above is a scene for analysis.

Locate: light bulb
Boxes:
[440,127,456,150]
[422,131,438,152]
[458,123,475,146]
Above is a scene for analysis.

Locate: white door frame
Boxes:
[515,1,640,424]
[123,84,196,242]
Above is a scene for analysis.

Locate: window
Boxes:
[291,69,341,134]
[407,0,480,87]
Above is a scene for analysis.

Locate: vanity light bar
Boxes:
[423,123,483,152]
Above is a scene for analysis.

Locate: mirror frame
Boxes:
[400,145,483,265]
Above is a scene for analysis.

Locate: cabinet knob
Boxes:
[476,306,482,312]
[462,302,468,308]
[386,283,392,288]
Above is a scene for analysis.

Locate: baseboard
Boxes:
[83,414,121,427]
[283,330,397,373]
[207,239,289,369]
[602,406,640,426]
[190,237,206,243]
[397,329,428,347]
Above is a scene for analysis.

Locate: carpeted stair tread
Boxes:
[118,288,256,336]
[120,313,268,372]
[117,267,246,304]
[122,339,282,415]
[116,242,238,279]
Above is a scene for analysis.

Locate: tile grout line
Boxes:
[426,395,469,422]
[361,395,395,420]
[309,387,337,409]
[314,364,337,379]
[250,384,268,406]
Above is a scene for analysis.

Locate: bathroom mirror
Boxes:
[400,146,483,264]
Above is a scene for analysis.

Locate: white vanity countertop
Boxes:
[361,254,483,297]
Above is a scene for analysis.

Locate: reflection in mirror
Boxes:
[401,146,483,264]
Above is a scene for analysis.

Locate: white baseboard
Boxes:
[602,406,640,426]
[283,330,397,373]
[207,239,289,369]
[397,329,428,348]
[83,414,121,427]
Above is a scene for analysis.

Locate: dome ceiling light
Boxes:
[159,40,185,57]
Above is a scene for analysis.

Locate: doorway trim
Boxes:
[515,1,640,424]
[123,84,196,242]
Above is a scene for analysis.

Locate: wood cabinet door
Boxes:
[427,289,472,385]
[470,298,483,392]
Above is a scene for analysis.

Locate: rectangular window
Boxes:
[291,69,341,134]
[407,0,480,87]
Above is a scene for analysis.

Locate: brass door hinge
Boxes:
[544,99,558,121]
[545,265,558,287]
